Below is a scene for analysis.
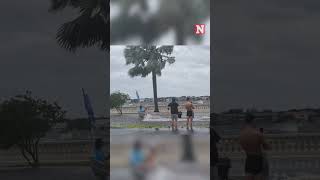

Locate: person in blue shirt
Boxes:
[94,138,106,162]
[130,140,145,180]
[139,105,145,113]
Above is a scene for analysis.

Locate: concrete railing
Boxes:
[110,104,210,114]
[218,133,320,154]
[2,133,320,176]
[217,133,320,176]
[0,140,107,166]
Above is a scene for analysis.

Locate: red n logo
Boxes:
[194,24,205,35]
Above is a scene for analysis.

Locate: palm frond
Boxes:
[56,13,109,52]
[49,0,81,12]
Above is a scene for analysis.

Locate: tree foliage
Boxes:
[111,0,210,44]
[0,91,66,167]
[49,0,109,52]
[110,91,130,114]
[124,46,175,77]
[124,46,175,112]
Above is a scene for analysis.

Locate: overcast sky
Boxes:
[0,0,108,118]
[111,46,210,98]
[213,0,320,112]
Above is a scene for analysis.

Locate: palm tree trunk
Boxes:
[152,71,159,112]
[175,25,185,45]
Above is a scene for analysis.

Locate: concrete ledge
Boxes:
[0,160,92,169]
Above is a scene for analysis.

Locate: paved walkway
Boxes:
[0,167,96,180]
[111,163,210,180]
[0,164,210,180]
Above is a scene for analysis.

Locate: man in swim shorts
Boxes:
[185,97,195,130]
[239,114,271,180]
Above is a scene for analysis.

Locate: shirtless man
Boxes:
[239,114,271,180]
[185,97,195,130]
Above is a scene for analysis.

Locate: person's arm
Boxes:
[260,133,271,150]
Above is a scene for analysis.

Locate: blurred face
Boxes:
[134,142,141,149]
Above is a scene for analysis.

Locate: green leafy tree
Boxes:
[49,0,109,52]
[124,46,175,112]
[110,91,130,114]
[0,91,66,167]
[111,0,210,44]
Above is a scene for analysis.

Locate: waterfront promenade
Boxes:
[215,132,320,179]
[2,129,320,179]
[0,128,210,180]
[0,167,95,180]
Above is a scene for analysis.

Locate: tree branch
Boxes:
[19,145,32,167]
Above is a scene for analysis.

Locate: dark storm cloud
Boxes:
[213,0,320,112]
[0,1,107,118]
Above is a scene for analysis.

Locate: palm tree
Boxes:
[124,46,175,112]
[111,0,210,44]
[49,0,109,52]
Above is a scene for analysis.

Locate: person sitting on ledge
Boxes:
[139,105,145,113]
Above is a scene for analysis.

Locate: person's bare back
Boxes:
[239,127,264,154]
[185,101,194,111]
[240,114,271,180]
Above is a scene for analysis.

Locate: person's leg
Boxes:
[173,116,176,131]
[186,116,189,130]
[174,115,178,130]
[171,115,174,131]
[172,120,175,131]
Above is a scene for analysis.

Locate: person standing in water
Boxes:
[239,114,271,180]
[185,97,195,130]
[168,98,179,131]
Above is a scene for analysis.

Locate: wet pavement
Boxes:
[0,166,96,180]
[110,128,209,144]
[110,114,210,127]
